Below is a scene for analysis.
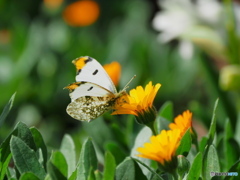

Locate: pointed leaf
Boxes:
[87,166,95,180]
[0,122,36,168]
[48,162,67,180]
[10,136,46,179]
[94,170,103,180]
[20,172,40,180]
[234,112,240,146]
[103,151,116,180]
[202,145,220,180]
[76,138,97,180]
[0,92,16,127]
[0,150,12,180]
[130,127,153,175]
[132,158,163,180]
[69,170,77,180]
[105,142,126,165]
[60,134,76,177]
[115,157,147,180]
[15,122,37,151]
[49,151,68,178]
[186,152,202,180]
[199,137,208,154]
[207,99,219,145]
[158,101,173,121]
[176,129,192,156]
[156,116,170,134]
[224,119,240,171]
[83,118,114,153]
[224,159,240,180]
[30,127,48,170]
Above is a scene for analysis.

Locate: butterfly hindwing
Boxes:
[65,82,113,102]
[73,56,117,93]
[66,95,115,122]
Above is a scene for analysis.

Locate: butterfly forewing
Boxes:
[73,56,117,93]
[65,82,113,102]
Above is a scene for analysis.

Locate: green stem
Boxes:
[171,170,178,180]
[147,121,157,135]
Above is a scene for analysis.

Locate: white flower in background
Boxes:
[153,0,223,60]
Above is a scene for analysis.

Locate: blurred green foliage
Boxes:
[0,0,239,158]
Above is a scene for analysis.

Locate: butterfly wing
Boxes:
[66,95,115,122]
[65,82,116,122]
[72,56,117,93]
[65,82,113,101]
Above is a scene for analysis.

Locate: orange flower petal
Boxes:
[63,0,100,27]
[103,61,121,86]
[169,110,192,136]
[137,129,181,165]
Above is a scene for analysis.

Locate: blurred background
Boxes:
[0,0,240,150]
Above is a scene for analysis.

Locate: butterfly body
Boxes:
[65,56,126,122]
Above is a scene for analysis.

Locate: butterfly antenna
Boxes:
[123,75,136,91]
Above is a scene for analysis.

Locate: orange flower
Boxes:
[112,81,161,126]
[169,110,192,136]
[63,0,100,27]
[112,81,161,116]
[103,61,121,86]
[137,129,181,168]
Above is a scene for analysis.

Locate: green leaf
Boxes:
[0,122,38,178]
[105,142,127,165]
[234,112,240,146]
[20,172,40,180]
[176,129,192,156]
[83,118,114,158]
[156,117,170,134]
[0,127,18,168]
[111,123,128,148]
[69,170,77,180]
[186,152,202,180]
[132,158,163,180]
[50,151,68,179]
[115,157,147,180]
[0,122,35,175]
[224,159,240,180]
[223,119,240,171]
[158,101,173,121]
[103,151,116,180]
[207,99,219,145]
[199,137,208,154]
[130,126,154,173]
[15,122,37,151]
[94,170,103,180]
[60,134,76,177]
[10,136,46,179]
[76,138,97,180]
[0,149,12,180]
[0,92,16,127]
[202,145,220,180]
[30,127,48,170]
[48,162,67,180]
[87,166,95,180]
[44,174,51,180]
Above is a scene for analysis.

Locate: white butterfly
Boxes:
[65,56,134,122]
